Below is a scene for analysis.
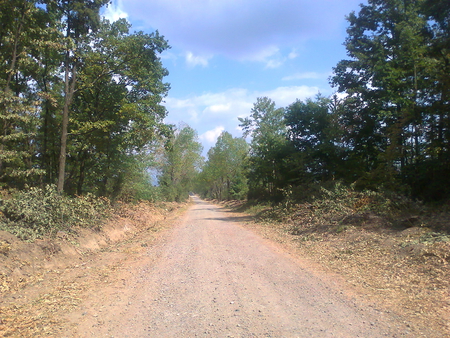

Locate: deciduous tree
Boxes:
[198,132,248,200]
[239,97,292,200]
[159,124,203,201]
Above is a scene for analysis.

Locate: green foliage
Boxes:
[248,181,425,237]
[0,92,44,187]
[331,0,450,201]
[0,0,54,188]
[285,94,346,184]
[61,18,170,196]
[158,124,203,202]
[312,182,421,216]
[0,2,170,201]
[0,185,110,241]
[239,97,293,200]
[197,131,248,200]
[109,153,162,202]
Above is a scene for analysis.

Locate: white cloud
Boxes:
[239,45,285,68]
[262,86,320,107]
[265,59,284,69]
[164,85,325,152]
[200,126,225,143]
[103,0,128,22]
[185,52,211,68]
[164,86,320,130]
[244,45,279,62]
[288,49,299,60]
[160,51,179,63]
[207,104,231,113]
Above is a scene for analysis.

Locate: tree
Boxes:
[0,1,172,202]
[49,0,109,193]
[331,0,450,198]
[64,18,170,196]
[0,0,53,188]
[158,124,203,202]
[238,97,292,200]
[198,132,248,200]
[285,94,345,184]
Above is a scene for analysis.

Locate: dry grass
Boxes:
[224,196,450,337]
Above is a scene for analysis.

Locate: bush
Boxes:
[264,182,426,236]
[0,185,110,241]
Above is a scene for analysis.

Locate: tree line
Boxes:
[0,0,171,199]
[198,0,450,203]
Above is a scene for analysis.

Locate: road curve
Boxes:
[73,197,409,337]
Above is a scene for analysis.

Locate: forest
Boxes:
[0,0,449,239]
[198,0,450,204]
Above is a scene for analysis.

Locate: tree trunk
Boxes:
[1,7,25,176]
[77,151,87,195]
[57,52,77,194]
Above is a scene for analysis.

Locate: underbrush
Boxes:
[239,182,449,238]
[289,183,423,232]
[0,185,110,241]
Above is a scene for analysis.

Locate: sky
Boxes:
[102,0,365,155]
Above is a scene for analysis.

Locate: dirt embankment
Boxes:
[0,201,187,337]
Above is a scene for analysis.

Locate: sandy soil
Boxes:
[0,197,440,337]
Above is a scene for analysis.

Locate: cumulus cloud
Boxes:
[261,86,321,106]
[200,126,225,143]
[164,85,320,133]
[122,0,361,61]
[102,0,128,22]
[164,85,323,152]
[265,59,284,69]
[288,49,299,60]
[165,86,321,121]
[185,52,211,68]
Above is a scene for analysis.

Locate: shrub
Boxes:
[0,185,110,241]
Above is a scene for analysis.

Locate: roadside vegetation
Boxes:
[0,185,110,241]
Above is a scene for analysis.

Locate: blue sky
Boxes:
[103,0,365,154]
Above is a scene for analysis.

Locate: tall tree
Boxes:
[331,0,450,197]
[0,0,52,187]
[66,18,170,196]
[159,124,203,202]
[199,132,248,200]
[239,97,292,200]
[49,0,109,193]
[0,1,172,202]
[285,94,345,183]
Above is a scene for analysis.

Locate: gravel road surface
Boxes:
[71,197,410,337]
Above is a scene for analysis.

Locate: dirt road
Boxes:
[59,196,415,337]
